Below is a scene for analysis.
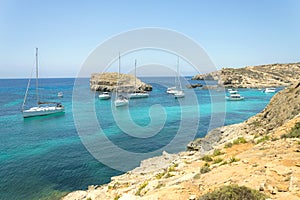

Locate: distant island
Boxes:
[90,72,152,92]
[192,62,300,88]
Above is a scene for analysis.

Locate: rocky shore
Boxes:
[90,72,152,92]
[192,62,300,88]
[63,82,300,200]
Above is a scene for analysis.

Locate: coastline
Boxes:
[63,82,300,199]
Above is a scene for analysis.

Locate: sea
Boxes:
[0,77,278,200]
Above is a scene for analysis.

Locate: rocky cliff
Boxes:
[90,72,152,92]
[63,82,300,200]
[192,62,300,88]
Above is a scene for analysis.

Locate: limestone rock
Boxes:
[192,62,300,88]
[90,72,152,92]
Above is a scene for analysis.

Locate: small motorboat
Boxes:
[99,92,111,100]
[264,88,276,93]
[226,93,244,101]
[58,92,63,97]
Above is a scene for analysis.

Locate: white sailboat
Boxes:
[174,57,185,98]
[129,60,149,99]
[114,53,129,107]
[22,48,64,118]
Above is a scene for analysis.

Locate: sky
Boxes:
[0,0,299,78]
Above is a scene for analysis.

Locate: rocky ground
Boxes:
[63,82,300,200]
[192,62,300,88]
[90,72,152,92]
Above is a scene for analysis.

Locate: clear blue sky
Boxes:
[0,0,299,78]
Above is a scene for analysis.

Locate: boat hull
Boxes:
[99,95,111,100]
[129,93,149,99]
[226,96,244,101]
[114,99,129,107]
[23,106,65,118]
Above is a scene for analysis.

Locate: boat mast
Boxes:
[135,59,137,93]
[117,53,120,97]
[35,48,39,105]
[177,56,182,91]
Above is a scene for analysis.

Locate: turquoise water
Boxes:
[0,78,277,199]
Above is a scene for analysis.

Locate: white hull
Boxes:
[129,93,149,99]
[226,96,244,101]
[264,88,276,93]
[99,94,111,100]
[58,92,63,97]
[167,87,177,94]
[23,106,65,118]
[114,99,129,107]
[174,91,185,98]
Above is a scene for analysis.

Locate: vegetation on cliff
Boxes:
[199,185,268,200]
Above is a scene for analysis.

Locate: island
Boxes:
[192,62,300,88]
[90,72,152,92]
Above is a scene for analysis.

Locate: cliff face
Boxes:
[192,62,300,88]
[90,72,152,92]
[63,82,300,200]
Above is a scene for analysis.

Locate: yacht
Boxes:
[226,93,244,101]
[129,60,149,99]
[22,48,64,118]
[114,53,129,107]
[173,57,185,98]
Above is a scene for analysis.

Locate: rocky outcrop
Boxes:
[63,82,300,200]
[90,72,152,92]
[192,62,300,88]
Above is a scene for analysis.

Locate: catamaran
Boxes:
[129,60,149,99]
[22,48,64,118]
[114,53,129,107]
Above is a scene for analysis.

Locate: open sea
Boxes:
[0,77,278,200]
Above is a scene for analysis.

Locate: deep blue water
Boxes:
[0,77,278,200]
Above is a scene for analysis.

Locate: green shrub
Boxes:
[193,173,201,179]
[168,163,178,172]
[201,155,213,162]
[165,172,174,178]
[199,184,268,200]
[155,171,166,179]
[220,161,228,166]
[233,137,247,145]
[224,142,233,148]
[229,157,240,163]
[213,158,223,164]
[281,122,300,138]
[256,135,270,144]
[212,149,224,156]
[114,195,121,200]
[200,163,211,174]
[135,181,148,196]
